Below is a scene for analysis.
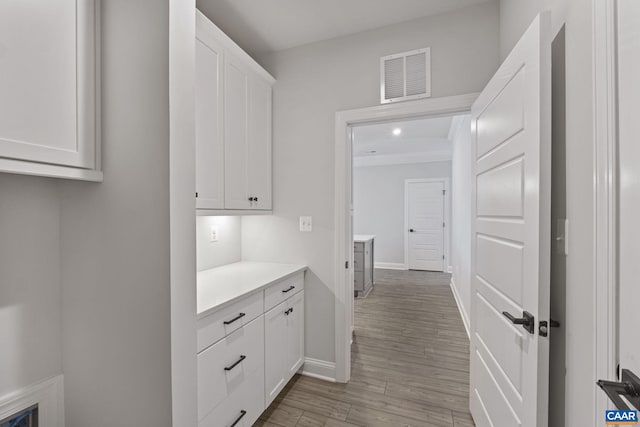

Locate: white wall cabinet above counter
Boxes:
[0,0,102,182]
[196,11,274,215]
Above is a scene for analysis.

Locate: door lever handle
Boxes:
[502,311,535,334]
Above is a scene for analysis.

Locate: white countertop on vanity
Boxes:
[354,234,376,242]
[197,261,307,318]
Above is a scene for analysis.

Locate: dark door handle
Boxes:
[224,355,247,371]
[223,312,246,325]
[502,311,535,334]
[230,410,247,427]
[597,369,640,410]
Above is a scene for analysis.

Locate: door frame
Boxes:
[333,93,477,382]
[404,178,450,271]
[592,0,618,421]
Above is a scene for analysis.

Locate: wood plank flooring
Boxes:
[255,269,474,427]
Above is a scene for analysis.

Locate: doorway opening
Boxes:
[333,93,477,384]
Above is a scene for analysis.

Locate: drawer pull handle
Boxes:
[230,410,247,427]
[285,308,294,315]
[224,355,247,371]
[223,312,246,325]
[282,285,295,293]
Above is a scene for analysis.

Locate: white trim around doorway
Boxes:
[592,0,618,421]
[404,178,450,271]
[333,93,478,383]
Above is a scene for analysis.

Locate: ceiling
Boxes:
[353,116,454,161]
[196,0,491,56]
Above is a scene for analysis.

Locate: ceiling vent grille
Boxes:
[380,47,431,104]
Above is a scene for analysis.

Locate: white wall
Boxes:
[499,2,595,426]
[196,216,242,271]
[353,161,451,266]
[239,2,499,366]
[449,116,472,332]
[0,175,62,399]
[59,1,175,425]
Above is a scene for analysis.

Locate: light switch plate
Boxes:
[209,225,219,242]
[299,216,312,232]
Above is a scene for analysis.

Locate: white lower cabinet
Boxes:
[285,291,305,378]
[265,290,305,406]
[197,272,305,426]
[198,315,264,422]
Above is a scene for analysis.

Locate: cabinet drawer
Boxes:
[354,252,364,272]
[199,366,264,427]
[354,272,364,291]
[264,272,304,312]
[197,291,263,353]
[198,315,265,422]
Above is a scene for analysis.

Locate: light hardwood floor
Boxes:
[255,269,474,427]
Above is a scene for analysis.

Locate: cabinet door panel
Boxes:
[264,300,287,406]
[224,54,251,209]
[248,76,272,209]
[0,0,96,168]
[286,291,305,378]
[195,36,224,209]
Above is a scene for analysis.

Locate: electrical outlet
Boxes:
[299,216,312,232]
[209,225,219,242]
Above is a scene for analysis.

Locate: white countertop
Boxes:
[197,261,307,318]
[354,234,376,242]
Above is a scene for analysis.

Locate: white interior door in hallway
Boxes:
[617,0,640,390]
[406,179,445,271]
[469,13,551,427]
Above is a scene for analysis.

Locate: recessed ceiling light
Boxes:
[392,128,402,136]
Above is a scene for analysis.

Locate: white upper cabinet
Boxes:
[223,52,251,210]
[195,11,274,213]
[0,0,101,181]
[196,32,224,209]
[247,76,273,210]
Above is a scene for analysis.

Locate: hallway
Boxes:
[256,269,474,427]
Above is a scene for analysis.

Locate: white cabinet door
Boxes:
[224,53,251,210]
[248,76,273,210]
[0,0,97,169]
[195,33,224,209]
[285,291,305,377]
[264,300,287,406]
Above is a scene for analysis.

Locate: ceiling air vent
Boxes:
[380,47,431,104]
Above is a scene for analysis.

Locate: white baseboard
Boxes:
[374,262,407,270]
[300,358,336,382]
[449,278,470,339]
[0,375,64,427]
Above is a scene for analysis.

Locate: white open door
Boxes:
[406,179,445,271]
[617,0,640,397]
[469,13,551,427]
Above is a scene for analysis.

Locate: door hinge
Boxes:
[345,261,349,269]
